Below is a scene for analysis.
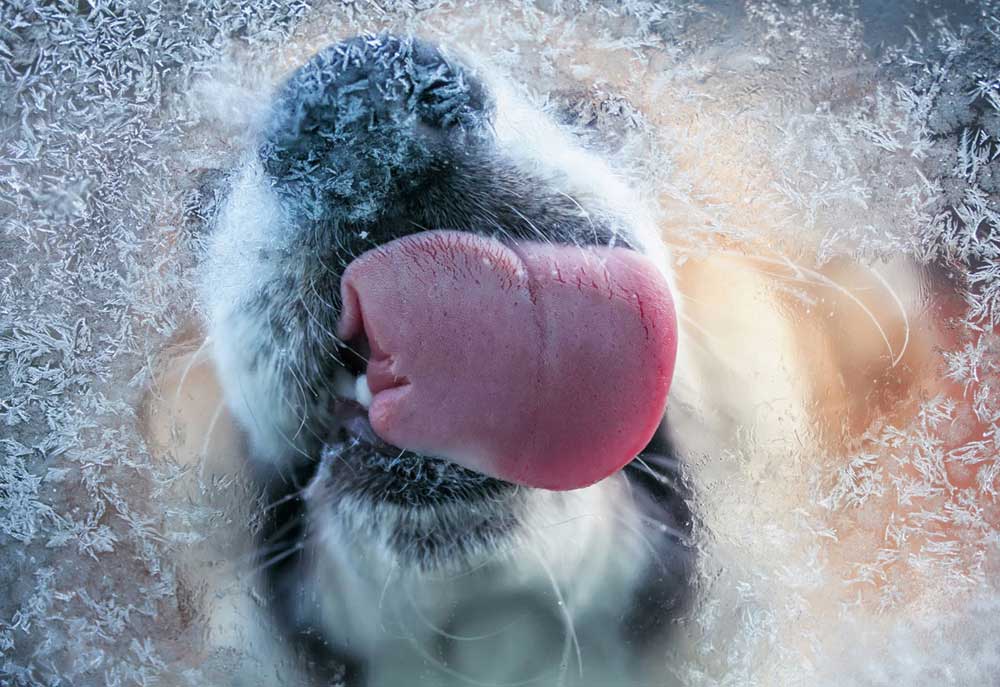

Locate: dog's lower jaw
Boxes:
[295,467,654,684]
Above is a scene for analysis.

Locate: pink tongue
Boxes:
[337,230,677,490]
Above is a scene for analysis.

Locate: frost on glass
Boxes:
[2,0,999,685]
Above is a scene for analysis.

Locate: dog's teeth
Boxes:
[355,374,373,409]
[333,367,358,400]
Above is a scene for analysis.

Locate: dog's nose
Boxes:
[259,34,492,221]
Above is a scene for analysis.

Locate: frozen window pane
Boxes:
[2,1,998,685]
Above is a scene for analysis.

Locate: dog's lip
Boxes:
[328,391,519,479]
[332,397,398,454]
[324,394,519,508]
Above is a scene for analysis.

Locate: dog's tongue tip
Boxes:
[338,230,677,490]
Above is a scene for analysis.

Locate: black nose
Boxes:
[260,34,493,222]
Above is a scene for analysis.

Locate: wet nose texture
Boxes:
[337,231,677,491]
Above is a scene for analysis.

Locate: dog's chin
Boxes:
[310,423,528,571]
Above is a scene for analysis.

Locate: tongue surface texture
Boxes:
[337,230,677,490]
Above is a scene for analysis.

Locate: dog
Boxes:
[141,30,995,687]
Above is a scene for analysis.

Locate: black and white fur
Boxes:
[199,34,694,686]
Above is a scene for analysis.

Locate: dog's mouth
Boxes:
[325,229,679,492]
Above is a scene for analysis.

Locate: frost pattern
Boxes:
[2,0,999,685]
